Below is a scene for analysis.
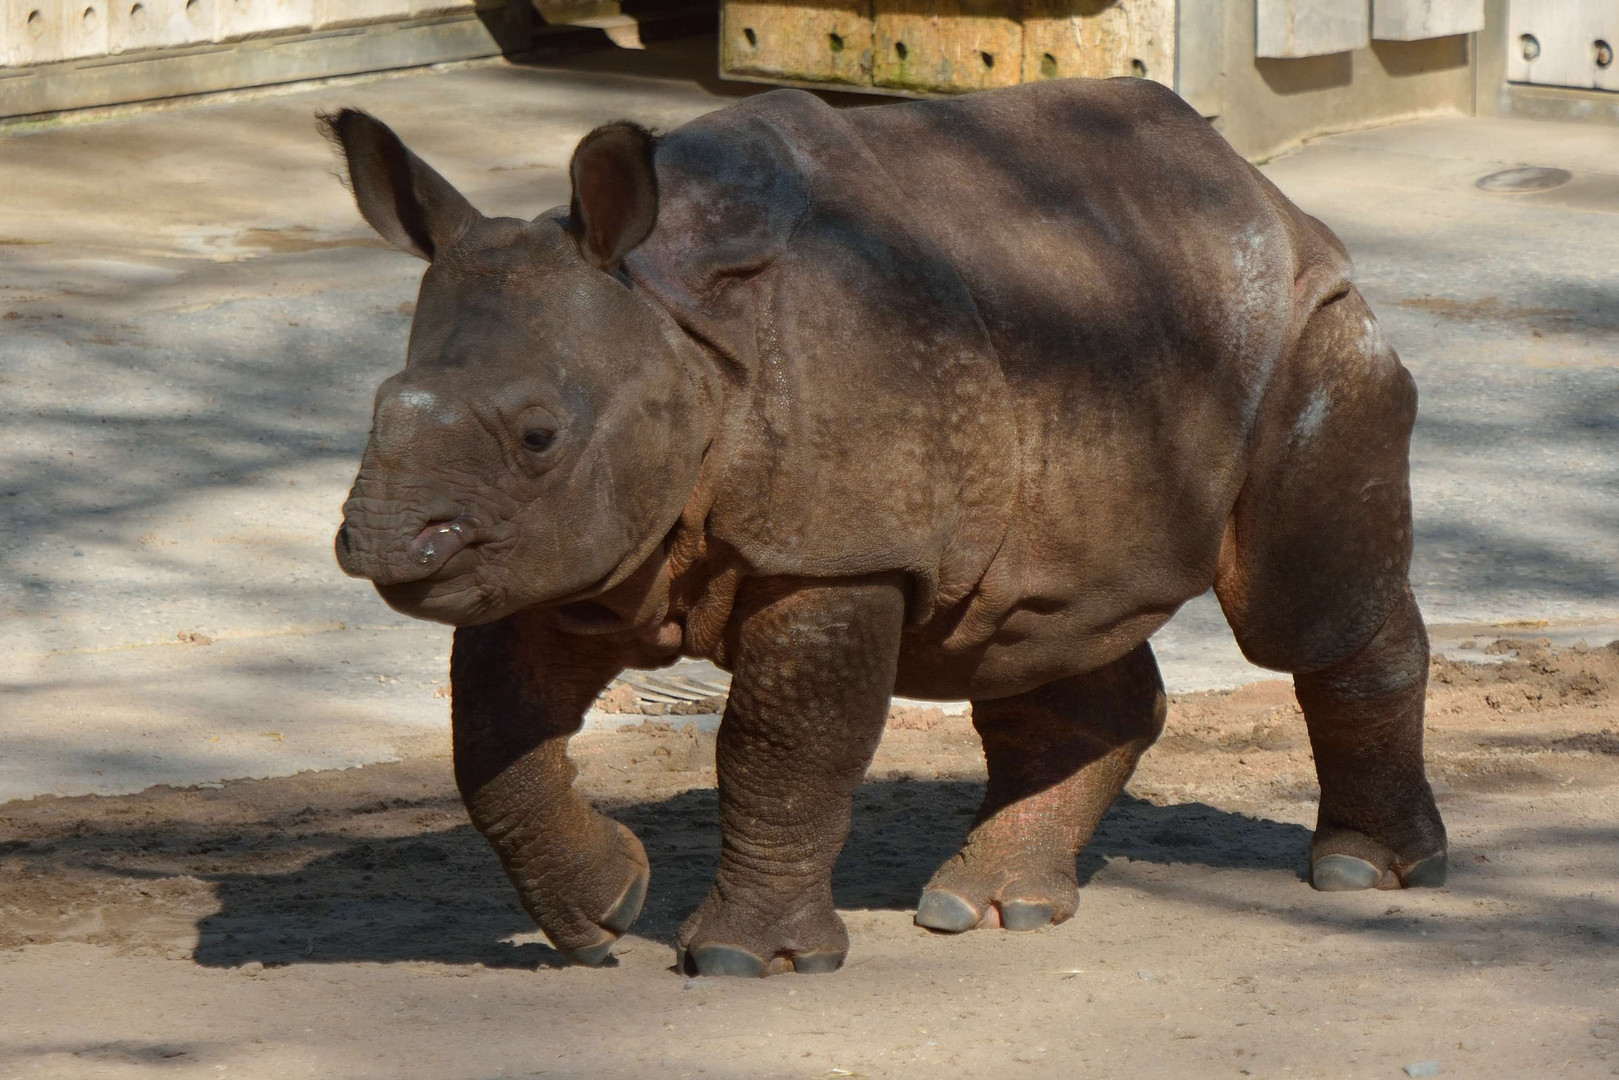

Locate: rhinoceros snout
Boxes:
[334,521,387,581]
[335,510,478,586]
[335,519,391,582]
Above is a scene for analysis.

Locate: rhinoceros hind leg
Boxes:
[916,644,1166,934]
[1285,593,1449,893]
[1215,289,1446,893]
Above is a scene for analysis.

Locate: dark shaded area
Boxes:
[504,25,883,108]
[176,783,1307,970]
[480,0,719,62]
[6,721,1618,984]
[474,0,545,54]
[12,769,1613,977]
[1256,53,1353,96]
[1252,27,1465,97]
[17,1041,196,1065]
[1371,35,1470,79]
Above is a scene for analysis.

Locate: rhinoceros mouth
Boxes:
[335,513,488,587]
[406,517,477,576]
[373,566,502,626]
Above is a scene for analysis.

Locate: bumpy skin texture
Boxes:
[917,644,1167,933]
[450,614,655,964]
[325,78,1447,977]
[676,576,905,976]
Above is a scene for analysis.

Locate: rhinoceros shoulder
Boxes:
[629,90,1019,622]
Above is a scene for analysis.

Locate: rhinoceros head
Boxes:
[323,110,706,626]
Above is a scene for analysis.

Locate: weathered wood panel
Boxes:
[1371,0,1483,41]
[872,0,1021,92]
[1256,0,1369,59]
[722,0,873,84]
[1021,0,1174,86]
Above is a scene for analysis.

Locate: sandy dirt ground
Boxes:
[2,637,1616,1079]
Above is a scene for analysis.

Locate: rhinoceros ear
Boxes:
[569,121,659,272]
[318,108,478,262]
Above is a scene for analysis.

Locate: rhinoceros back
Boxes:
[627,82,1347,628]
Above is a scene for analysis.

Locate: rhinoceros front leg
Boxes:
[916,643,1167,933]
[676,575,906,978]
[450,613,647,966]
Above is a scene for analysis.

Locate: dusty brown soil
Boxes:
[3,639,1618,1079]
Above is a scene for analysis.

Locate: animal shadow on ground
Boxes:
[191,782,1310,970]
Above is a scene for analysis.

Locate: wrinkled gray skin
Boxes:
[327,79,1446,978]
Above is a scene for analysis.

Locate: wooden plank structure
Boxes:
[720,0,1175,94]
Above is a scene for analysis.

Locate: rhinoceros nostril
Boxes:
[337,524,355,554]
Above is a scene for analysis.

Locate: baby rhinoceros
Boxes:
[325,79,1446,978]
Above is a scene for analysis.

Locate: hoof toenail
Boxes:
[915,890,981,933]
[1399,851,1448,889]
[1311,853,1383,891]
[790,950,843,974]
[564,935,618,967]
[688,944,768,978]
[602,870,649,935]
[998,899,1054,931]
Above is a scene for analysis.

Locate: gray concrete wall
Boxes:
[1184,0,1619,163]
[1203,0,1619,161]
[1199,3,1476,160]
[1474,0,1619,128]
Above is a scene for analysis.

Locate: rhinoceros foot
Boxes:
[674,887,849,978]
[915,889,1062,933]
[557,845,651,965]
[516,817,649,967]
[1310,841,1448,892]
[914,851,1078,935]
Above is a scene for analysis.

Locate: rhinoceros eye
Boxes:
[518,406,561,457]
